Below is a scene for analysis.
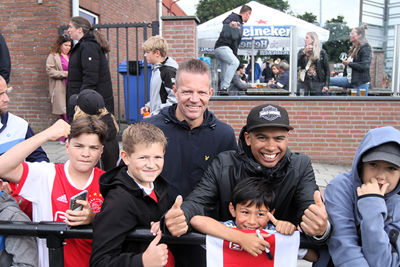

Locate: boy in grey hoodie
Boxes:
[140,35,178,117]
[325,126,400,267]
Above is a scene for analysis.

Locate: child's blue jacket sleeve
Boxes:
[325,176,370,266]
[358,195,400,267]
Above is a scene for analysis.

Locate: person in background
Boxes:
[66,16,114,122]
[329,25,371,96]
[268,61,289,89]
[298,32,330,96]
[140,35,178,117]
[261,61,274,83]
[269,63,281,84]
[0,179,38,267]
[214,5,252,95]
[70,89,119,171]
[228,64,256,95]
[325,126,400,266]
[46,35,73,144]
[0,33,11,84]
[245,58,261,83]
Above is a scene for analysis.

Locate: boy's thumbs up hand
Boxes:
[172,195,183,209]
[165,195,188,237]
[300,191,328,236]
[142,232,168,267]
[267,212,296,235]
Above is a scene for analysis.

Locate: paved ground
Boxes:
[42,141,351,267]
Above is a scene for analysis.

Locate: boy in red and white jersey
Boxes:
[0,116,107,267]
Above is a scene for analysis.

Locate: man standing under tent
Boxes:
[214,4,252,95]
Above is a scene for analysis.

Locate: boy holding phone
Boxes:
[0,116,107,267]
[90,122,181,267]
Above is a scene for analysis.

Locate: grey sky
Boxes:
[177,0,360,27]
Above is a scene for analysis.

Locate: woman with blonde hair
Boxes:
[298,32,330,96]
[66,16,114,122]
[330,25,371,96]
[46,34,72,143]
[69,89,119,171]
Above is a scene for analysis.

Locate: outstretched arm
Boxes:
[0,119,70,183]
[190,215,270,257]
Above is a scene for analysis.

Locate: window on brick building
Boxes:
[79,8,98,25]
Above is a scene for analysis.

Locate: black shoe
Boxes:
[219,88,228,96]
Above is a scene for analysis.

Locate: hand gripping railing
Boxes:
[0,220,205,267]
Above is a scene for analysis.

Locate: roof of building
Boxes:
[162,0,187,16]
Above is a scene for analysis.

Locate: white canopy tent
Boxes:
[197,1,330,56]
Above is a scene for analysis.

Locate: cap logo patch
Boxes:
[259,105,281,121]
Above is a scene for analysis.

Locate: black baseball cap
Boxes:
[362,142,400,167]
[69,89,105,115]
[246,104,293,132]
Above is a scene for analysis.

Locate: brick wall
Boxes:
[0,0,157,132]
[161,16,199,64]
[208,97,400,164]
[0,1,71,131]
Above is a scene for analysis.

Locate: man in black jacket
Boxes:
[146,59,237,199]
[148,58,237,267]
[165,104,331,252]
[214,5,252,95]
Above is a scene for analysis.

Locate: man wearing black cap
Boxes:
[165,103,330,252]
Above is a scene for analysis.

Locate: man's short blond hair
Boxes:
[142,35,168,57]
[176,59,211,88]
[122,122,167,155]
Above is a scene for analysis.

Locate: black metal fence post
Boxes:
[46,235,65,267]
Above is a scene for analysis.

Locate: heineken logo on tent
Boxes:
[243,25,291,38]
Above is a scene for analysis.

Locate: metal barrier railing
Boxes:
[0,220,205,267]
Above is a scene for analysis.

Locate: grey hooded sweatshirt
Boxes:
[0,191,38,267]
[146,57,178,115]
[325,126,400,267]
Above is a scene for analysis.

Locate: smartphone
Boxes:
[69,190,88,211]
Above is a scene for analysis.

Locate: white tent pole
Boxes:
[391,24,400,96]
[289,26,298,96]
[251,38,255,83]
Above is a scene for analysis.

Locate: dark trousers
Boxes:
[299,79,324,96]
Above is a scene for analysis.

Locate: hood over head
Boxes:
[352,126,400,196]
